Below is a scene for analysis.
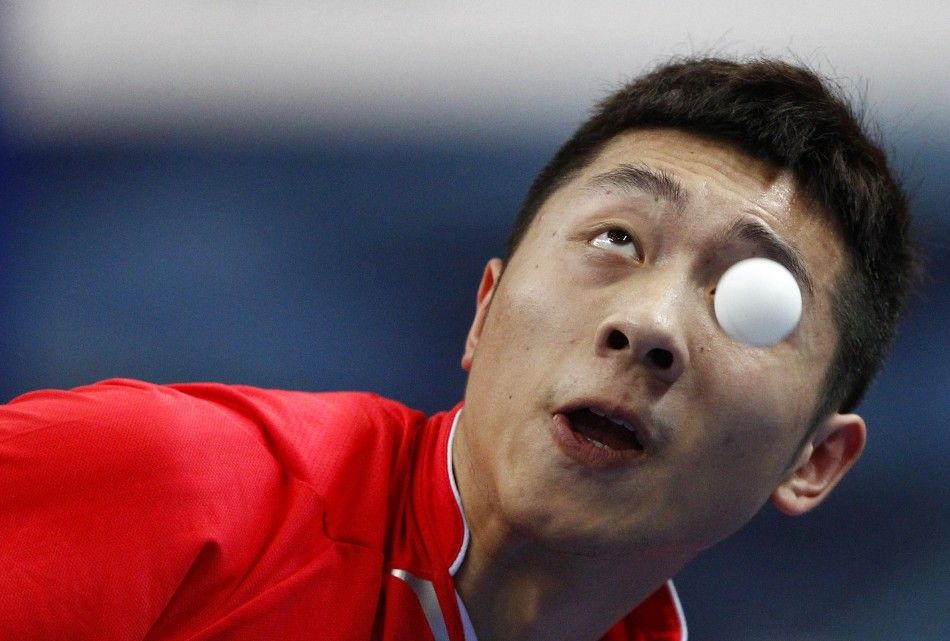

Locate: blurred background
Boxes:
[1,2,947,639]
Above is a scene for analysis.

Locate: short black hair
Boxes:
[506,57,917,420]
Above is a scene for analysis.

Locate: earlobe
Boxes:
[461,258,504,371]
[771,413,866,516]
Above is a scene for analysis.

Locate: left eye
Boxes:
[591,228,640,259]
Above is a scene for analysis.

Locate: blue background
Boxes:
[1,129,947,639]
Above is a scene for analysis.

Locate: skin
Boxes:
[452,128,867,641]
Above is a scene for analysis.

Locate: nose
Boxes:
[594,291,688,385]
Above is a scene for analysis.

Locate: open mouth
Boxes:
[565,407,644,452]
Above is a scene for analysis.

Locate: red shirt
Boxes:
[0,379,686,640]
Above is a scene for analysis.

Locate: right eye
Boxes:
[590,228,640,260]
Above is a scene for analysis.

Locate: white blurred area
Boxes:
[1,1,947,146]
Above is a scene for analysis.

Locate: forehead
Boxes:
[576,128,794,215]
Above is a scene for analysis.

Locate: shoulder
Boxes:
[3,378,425,488]
[2,378,436,550]
[1,379,279,504]
[0,380,402,636]
[159,382,429,484]
[2,378,429,521]
[210,386,430,545]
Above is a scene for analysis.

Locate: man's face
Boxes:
[458,128,850,556]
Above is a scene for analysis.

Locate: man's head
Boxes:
[508,57,915,423]
[454,58,915,560]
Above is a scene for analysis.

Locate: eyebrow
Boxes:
[585,163,687,205]
[722,216,815,296]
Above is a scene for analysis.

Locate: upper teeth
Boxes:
[590,407,637,433]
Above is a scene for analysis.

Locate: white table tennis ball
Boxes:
[714,257,803,347]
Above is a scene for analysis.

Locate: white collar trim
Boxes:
[446,408,470,576]
[446,409,478,640]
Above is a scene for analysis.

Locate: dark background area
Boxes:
[1,131,947,640]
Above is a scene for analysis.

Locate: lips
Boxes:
[550,402,650,469]
[566,407,644,452]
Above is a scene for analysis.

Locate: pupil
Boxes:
[607,229,628,243]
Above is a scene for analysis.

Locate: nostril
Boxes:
[647,348,674,369]
[607,329,629,350]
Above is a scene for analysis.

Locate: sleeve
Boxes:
[0,379,288,640]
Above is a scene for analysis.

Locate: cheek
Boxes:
[464,280,566,425]
[657,412,796,545]
[487,270,587,359]
[684,342,814,469]
[693,312,819,422]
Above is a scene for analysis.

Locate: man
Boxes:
[0,58,915,640]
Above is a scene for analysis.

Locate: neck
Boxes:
[451,420,690,641]
[455,519,685,641]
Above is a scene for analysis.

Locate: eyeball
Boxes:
[714,258,803,347]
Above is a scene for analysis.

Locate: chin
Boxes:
[497,489,634,556]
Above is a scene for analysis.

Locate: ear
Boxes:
[461,258,504,372]
[770,412,866,516]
